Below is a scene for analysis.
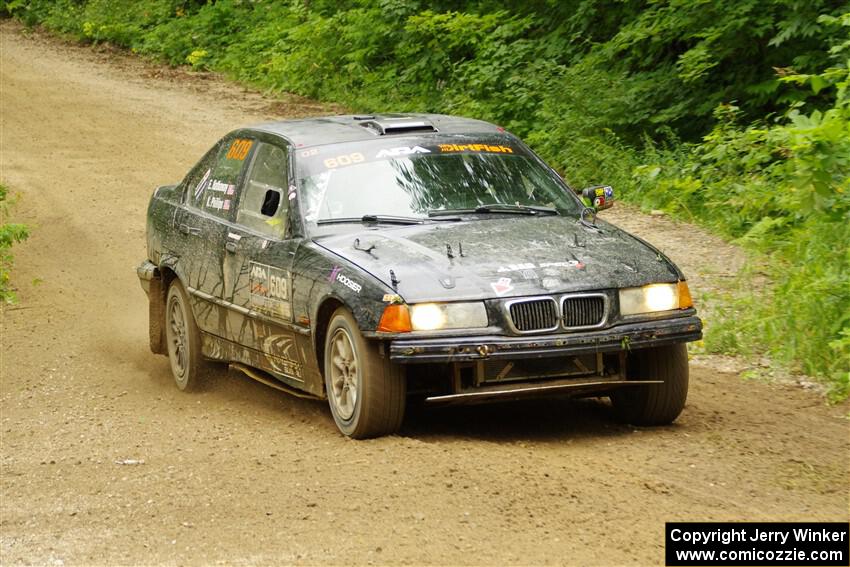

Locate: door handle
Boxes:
[179,223,201,236]
[225,232,242,253]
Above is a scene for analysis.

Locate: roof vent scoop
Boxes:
[360,117,438,136]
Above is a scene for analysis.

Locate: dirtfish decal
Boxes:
[439,143,513,154]
[376,146,431,158]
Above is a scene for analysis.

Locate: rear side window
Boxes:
[182,143,219,203]
[236,141,289,237]
[190,137,254,219]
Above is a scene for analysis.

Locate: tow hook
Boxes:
[477,344,491,358]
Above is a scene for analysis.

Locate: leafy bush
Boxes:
[632,57,850,398]
[0,184,30,304]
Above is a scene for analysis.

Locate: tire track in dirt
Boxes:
[2,22,848,566]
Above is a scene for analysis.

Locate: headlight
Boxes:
[619,282,693,315]
[410,302,488,331]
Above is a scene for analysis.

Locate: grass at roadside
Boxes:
[0,183,30,304]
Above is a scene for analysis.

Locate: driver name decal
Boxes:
[208,179,236,195]
[249,262,292,320]
[205,195,231,211]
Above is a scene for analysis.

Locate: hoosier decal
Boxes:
[249,262,292,320]
[328,266,362,293]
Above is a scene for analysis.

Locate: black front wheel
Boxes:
[323,308,405,438]
[610,343,689,425]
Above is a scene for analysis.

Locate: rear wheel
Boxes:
[165,281,207,392]
[610,343,689,425]
[324,308,405,438]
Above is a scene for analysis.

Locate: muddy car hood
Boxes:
[312,216,681,303]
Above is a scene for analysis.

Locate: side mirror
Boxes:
[581,185,615,211]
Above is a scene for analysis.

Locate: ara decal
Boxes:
[249,261,292,320]
[375,146,430,158]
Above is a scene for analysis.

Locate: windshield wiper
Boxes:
[428,203,559,217]
[317,214,425,225]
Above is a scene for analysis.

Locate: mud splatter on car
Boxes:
[138,114,701,438]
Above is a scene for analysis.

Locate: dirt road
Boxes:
[1,22,848,566]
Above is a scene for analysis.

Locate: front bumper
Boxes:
[389,315,702,363]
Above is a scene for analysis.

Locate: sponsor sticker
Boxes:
[375,146,431,158]
[491,277,514,296]
[439,143,514,154]
[249,262,292,320]
[226,138,253,161]
[205,195,229,211]
[194,168,211,199]
[498,262,535,273]
[261,334,300,374]
[208,179,235,194]
[499,261,585,272]
[323,152,365,169]
[328,266,362,294]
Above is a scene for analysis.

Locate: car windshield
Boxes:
[296,136,583,223]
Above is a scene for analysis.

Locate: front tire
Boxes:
[323,308,405,438]
[610,343,689,425]
[165,280,206,392]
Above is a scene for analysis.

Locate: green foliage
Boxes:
[0,184,30,304]
[632,58,850,399]
[8,0,850,395]
[10,0,847,145]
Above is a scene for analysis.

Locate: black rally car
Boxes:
[138,114,702,438]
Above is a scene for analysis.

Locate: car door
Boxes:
[220,137,306,384]
[180,134,256,336]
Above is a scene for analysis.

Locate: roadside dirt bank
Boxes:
[1,21,848,566]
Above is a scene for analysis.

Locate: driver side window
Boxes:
[236,141,289,237]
